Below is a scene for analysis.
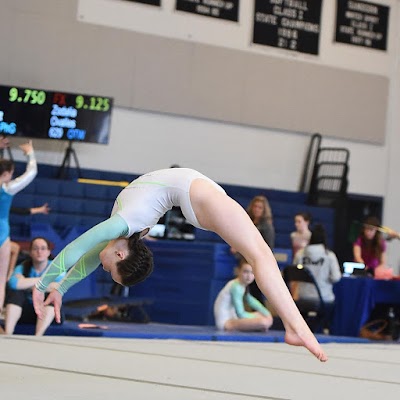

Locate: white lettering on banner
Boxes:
[348,0,378,15]
[255,12,278,25]
[283,0,308,11]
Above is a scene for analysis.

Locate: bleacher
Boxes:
[9,163,336,325]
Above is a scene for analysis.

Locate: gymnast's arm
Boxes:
[4,149,37,195]
[56,241,108,295]
[10,207,31,215]
[35,213,129,293]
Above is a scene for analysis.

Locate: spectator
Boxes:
[4,237,64,336]
[0,136,10,150]
[7,203,51,280]
[214,257,273,332]
[231,195,275,303]
[290,212,312,258]
[293,224,342,332]
[353,216,392,277]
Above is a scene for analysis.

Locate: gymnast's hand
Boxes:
[19,139,33,155]
[44,290,63,323]
[32,286,45,320]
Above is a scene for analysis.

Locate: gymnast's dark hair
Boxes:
[0,159,14,175]
[116,233,154,286]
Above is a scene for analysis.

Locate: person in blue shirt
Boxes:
[214,257,273,331]
[0,140,37,311]
[4,237,65,336]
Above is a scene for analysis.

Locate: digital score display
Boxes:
[0,84,113,144]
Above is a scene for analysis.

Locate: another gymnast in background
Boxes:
[33,167,327,361]
[214,257,273,332]
[0,140,37,311]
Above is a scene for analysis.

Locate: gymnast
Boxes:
[0,140,37,311]
[33,167,328,362]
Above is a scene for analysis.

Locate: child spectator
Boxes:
[214,257,273,332]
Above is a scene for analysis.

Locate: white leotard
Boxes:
[37,167,226,294]
[112,168,225,237]
[214,280,239,331]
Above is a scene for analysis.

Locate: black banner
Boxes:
[121,0,161,6]
[176,0,239,22]
[335,0,389,50]
[252,0,322,55]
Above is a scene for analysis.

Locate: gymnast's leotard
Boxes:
[36,168,225,295]
[0,151,37,246]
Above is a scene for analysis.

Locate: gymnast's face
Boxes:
[0,168,14,183]
[99,238,129,284]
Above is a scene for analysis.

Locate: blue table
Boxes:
[331,277,400,337]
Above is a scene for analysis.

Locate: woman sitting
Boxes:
[4,237,64,336]
[293,224,342,333]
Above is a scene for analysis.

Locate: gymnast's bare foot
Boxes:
[285,329,328,362]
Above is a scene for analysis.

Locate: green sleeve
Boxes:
[246,293,271,316]
[230,281,254,319]
[36,214,129,292]
[56,241,108,296]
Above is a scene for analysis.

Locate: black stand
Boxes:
[0,146,13,161]
[57,141,82,179]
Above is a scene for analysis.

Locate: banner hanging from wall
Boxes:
[335,0,389,51]
[175,0,239,22]
[120,0,161,6]
[252,0,322,55]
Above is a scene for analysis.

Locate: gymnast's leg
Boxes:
[189,179,327,362]
[0,239,11,311]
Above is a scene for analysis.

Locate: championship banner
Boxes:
[176,0,240,22]
[120,0,161,6]
[252,0,322,55]
[335,0,389,51]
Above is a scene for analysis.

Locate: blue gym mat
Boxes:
[9,321,371,343]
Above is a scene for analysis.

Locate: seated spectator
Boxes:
[290,212,312,258]
[4,237,64,336]
[288,212,312,300]
[8,203,51,280]
[213,257,273,332]
[353,216,393,278]
[293,224,342,333]
[231,195,275,303]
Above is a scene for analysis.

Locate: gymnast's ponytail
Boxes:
[116,233,154,286]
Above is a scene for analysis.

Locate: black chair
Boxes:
[283,264,327,333]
